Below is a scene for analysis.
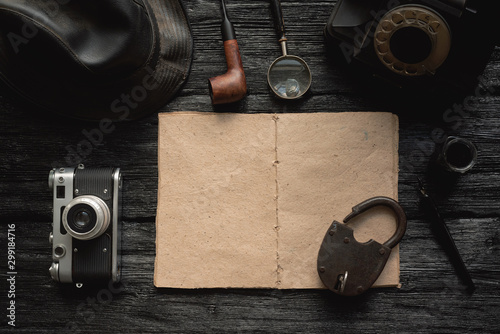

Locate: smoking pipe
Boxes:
[208,0,247,105]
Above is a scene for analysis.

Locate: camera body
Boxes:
[48,165,122,286]
[325,0,498,94]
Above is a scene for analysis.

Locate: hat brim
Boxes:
[0,0,193,121]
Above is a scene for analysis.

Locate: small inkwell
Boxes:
[437,136,477,174]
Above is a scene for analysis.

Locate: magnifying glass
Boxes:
[267,0,311,99]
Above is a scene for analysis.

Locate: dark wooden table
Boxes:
[1,1,499,332]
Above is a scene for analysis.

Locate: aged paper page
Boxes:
[155,112,399,289]
[277,112,399,288]
[155,112,278,288]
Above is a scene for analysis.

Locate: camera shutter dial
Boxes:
[62,195,111,240]
[374,5,451,76]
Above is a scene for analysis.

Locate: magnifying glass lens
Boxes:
[268,57,311,98]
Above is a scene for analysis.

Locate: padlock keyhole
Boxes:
[334,275,343,291]
[333,271,348,293]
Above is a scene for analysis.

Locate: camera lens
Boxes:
[62,195,110,240]
[67,204,97,233]
[74,211,90,228]
[390,27,432,64]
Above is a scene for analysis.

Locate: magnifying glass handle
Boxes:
[270,0,286,42]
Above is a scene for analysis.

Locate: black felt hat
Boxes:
[0,0,193,121]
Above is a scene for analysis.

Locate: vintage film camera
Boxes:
[325,0,498,95]
[48,165,122,286]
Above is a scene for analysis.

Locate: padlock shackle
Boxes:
[343,196,407,249]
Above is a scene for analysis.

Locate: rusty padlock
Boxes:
[317,196,407,296]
